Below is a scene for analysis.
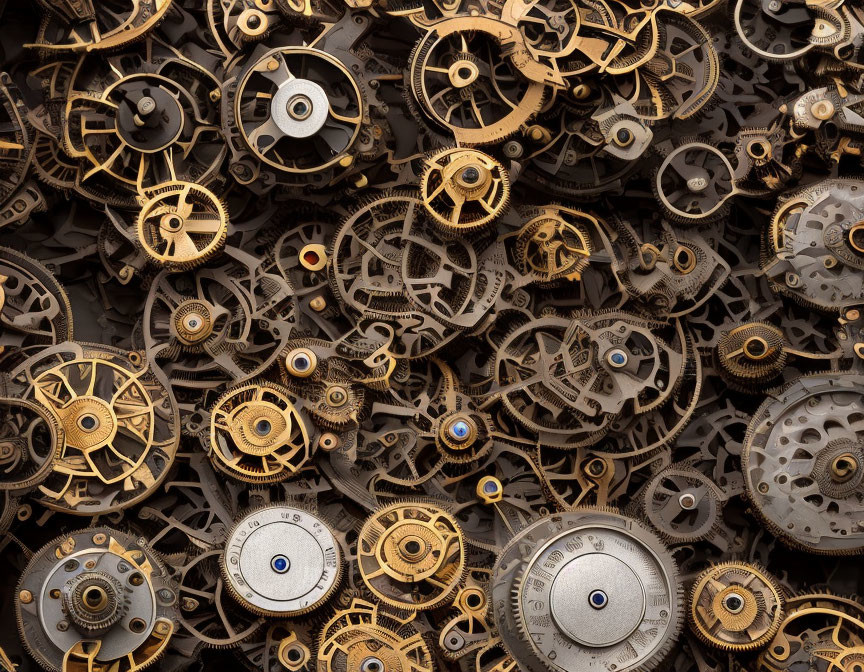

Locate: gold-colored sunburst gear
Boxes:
[16,345,180,515]
[715,322,787,389]
[357,501,466,611]
[208,381,312,483]
[689,561,785,651]
[420,148,510,233]
[136,181,228,270]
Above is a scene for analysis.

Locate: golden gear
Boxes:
[208,381,311,483]
[420,148,510,233]
[715,322,787,389]
[689,562,785,651]
[171,300,216,347]
[11,344,179,515]
[318,599,434,672]
[512,206,594,284]
[758,593,864,672]
[357,501,466,611]
[136,182,228,270]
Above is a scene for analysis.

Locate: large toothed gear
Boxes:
[221,505,342,617]
[136,181,228,271]
[357,501,467,611]
[15,527,179,672]
[409,19,546,145]
[743,373,864,554]
[317,599,435,672]
[492,510,682,672]
[7,342,179,515]
[492,312,685,449]
[689,562,785,651]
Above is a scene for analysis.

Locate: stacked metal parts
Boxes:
[0,1,864,671]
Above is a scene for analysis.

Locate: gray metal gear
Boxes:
[491,509,683,672]
[743,373,864,554]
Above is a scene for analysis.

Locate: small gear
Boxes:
[715,322,787,389]
[420,148,510,233]
[512,206,594,284]
[643,466,722,542]
[62,570,126,633]
[136,181,228,270]
[689,561,785,651]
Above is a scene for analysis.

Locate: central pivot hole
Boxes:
[287,94,313,121]
[588,589,608,609]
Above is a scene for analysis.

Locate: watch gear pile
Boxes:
[2,1,864,672]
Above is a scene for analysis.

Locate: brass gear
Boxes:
[208,381,312,483]
[318,599,434,672]
[715,322,787,390]
[689,561,785,651]
[357,501,466,611]
[12,344,179,515]
[512,206,594,284]
[136,181,228,270]
[420,148,510,233]
[171,299,216,348]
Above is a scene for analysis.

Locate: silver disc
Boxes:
[223,506,341,616]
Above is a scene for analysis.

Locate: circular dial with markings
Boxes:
[492,510,682,672]
[222,506,341,616]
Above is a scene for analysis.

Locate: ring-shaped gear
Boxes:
[0,246,73,360]
[357,501,467,611]
[208,382,311,483]
[0,397,63,493]
[420,148,510,233]
[655,142,735,223]
[318,599,435,672]
[136,181,228,271]
[689,562,785,651]
[409,20,546,145]
[31,0,173,52]
[733,0,816,62]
